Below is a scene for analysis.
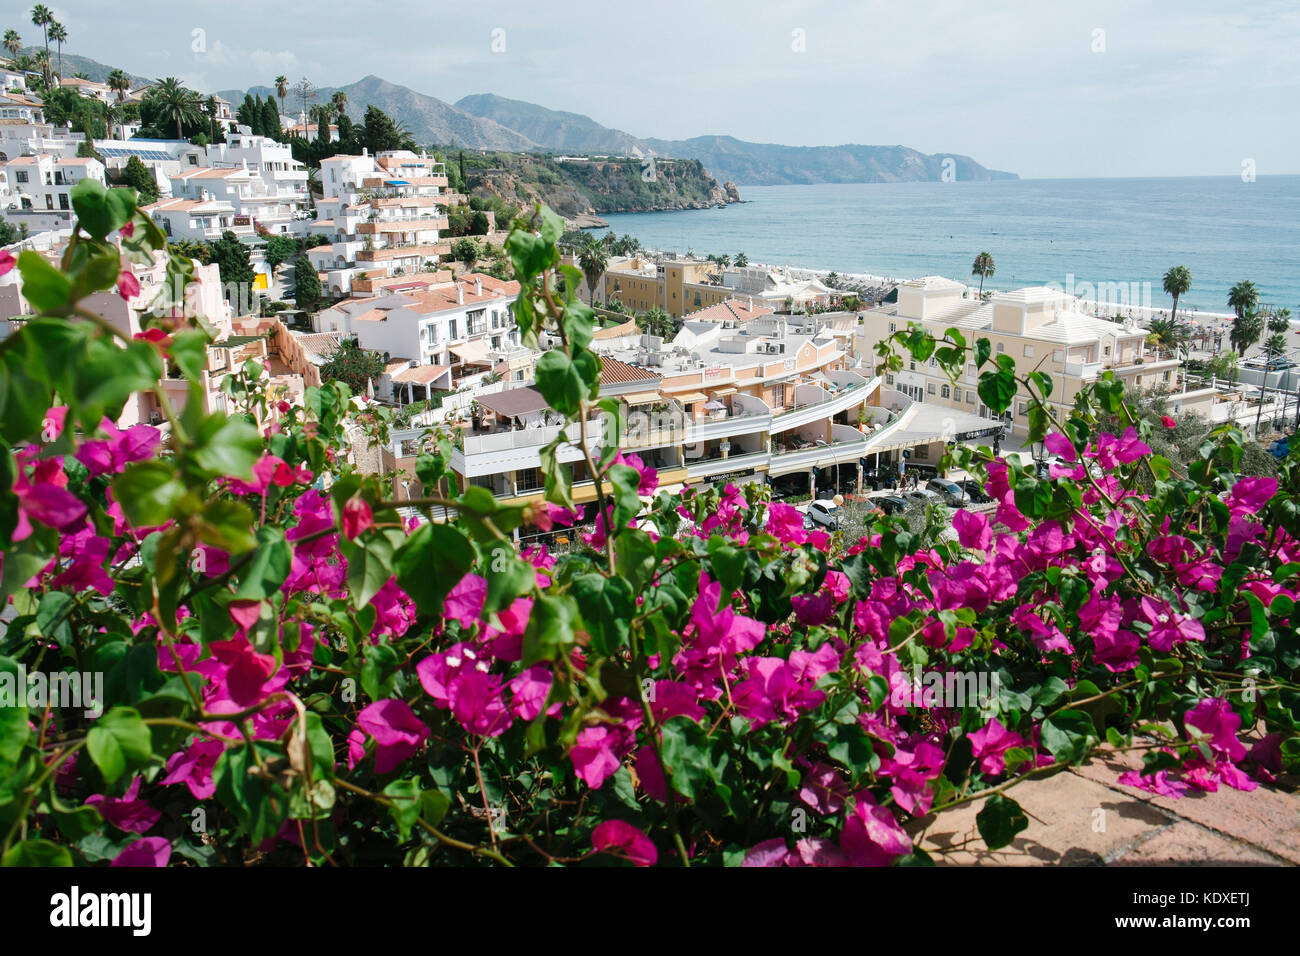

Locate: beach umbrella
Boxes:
[704,400,726,410]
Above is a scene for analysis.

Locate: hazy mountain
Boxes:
[454,93,647,156]
[455,92,1017,185]
[219,76,536,150]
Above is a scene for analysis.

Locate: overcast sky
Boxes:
[16,0,1300,178]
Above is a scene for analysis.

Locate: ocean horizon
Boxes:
[597,175,1300,315]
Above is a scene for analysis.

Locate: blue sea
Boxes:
[598,177,1300,315]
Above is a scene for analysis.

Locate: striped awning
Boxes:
[621,391,663,406]
[711,387,737,397]
[674,391,707,404]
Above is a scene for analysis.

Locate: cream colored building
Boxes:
[855,279,1181,437]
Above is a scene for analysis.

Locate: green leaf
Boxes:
[15,251,72,313]
[383,778,422,840]
[975,338,992,368]
[535,349,595,418]
[194,499,256,554]
[341,533,395,609]
[1041,710,1099,764]
[71,179,135,240]
[522,592,579,666]
[213,741,287,844]
[85,706,152,786]
[233,526,292,601]
[0,657,29,778]
[394,522,475,617]
[977,368,1017,415]
[112,460,188,528]
[659,719,714,800]
[975,794,1029,850]
[2,838,73,867]
[192,413,262,480]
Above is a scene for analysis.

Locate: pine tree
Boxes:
[261,97,280,139]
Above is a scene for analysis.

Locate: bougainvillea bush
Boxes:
[0,186,1297,868]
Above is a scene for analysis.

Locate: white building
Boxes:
[175,127,310,233]
[1,154,106,221]
[314,273,521,402]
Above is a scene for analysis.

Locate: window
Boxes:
[58,194,69,210]
[1104,346,1111,356]
[928,357,937,368]
[1018,401,1028,415]
[886,374,895,385]
[15,170,27,183]
[909,361,916,371]
[1023,345,1034,358]
[966,393,975,404]
[927,383,937,395]
[996,342,1005,353]
[941,385,950,398]
[953,387,961,401]
[1162,370,1171,383]
[448,320,458,340]
[888,322,896,333]
[187,155,198,166]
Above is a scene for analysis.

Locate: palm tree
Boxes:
[1229,311,1264,357]
[1266,307,1292,335]
[151,76,203,140]
[306,166,322,198]
[48,20,65,80]
[30,5,51,58]
[32,48,49,89]
[1161,264,1191,326]
[971,251,995,296]
[275,75,288,117]
[1227,280,1259,321]
[577,237,608,307]
[1146,316,1187,356]
[331,89,348,119]
[107,68,130,102]
[639,306,674,339]
[104,101,121,139]
[3,29,20,58]
[734,252,748,268]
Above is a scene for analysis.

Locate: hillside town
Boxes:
[2,55,1296,544]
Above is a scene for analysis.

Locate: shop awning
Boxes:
[621,391,662,406]
[450,340,491,364]
[711,387,737,397]
[674,391,707,404]
[385,180,411,186]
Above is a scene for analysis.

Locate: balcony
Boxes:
[356,242,450,262]
[1063,360,1103,378]
[357,218,449,234]
[769,425,869,477]
[772,375,872,429]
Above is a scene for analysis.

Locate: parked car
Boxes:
[955,479,994,504]
[926,478,967,506]
[806,499,841,531]
[904,488,943,506]
[873,495,910,515]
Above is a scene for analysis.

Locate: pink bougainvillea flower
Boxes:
[569,725,624,789]
[1092,427,1151,470]
[72,418,162,478]
[633,745,667,803]
[766,501,807,545]
[968,718,1025,776]
[226,453,302,496]
[613,451,659,495]
[444,573,487,629]
[1118,769,1188,800]
[161,738,224,800]
[952,508,991,551]
[1184,697,1247,761]
[648,680,706,724]
[840,792,912,866]
[1044,431,1077,462]
[85,776,160,834]
[119,219,135,238]
[742,838,791,867]
[591,820,658,867]
[12,452,86,541]
[798,761,850,816]
[1160,415,1176,429]
[448,668,512,737]
[111,837,172,868]
[355,699,430,773]
[508,665,557,721]
[341,495,373,539]
[116,269,141,300]
[1224,476,1277,517]
[0,249,14,276]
